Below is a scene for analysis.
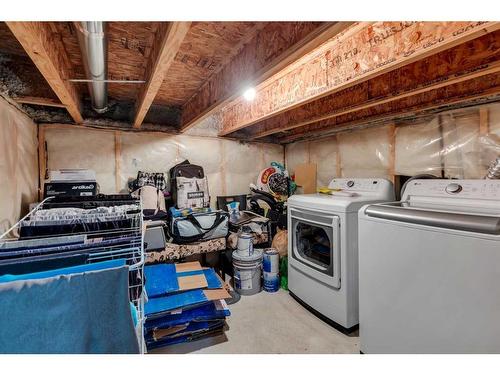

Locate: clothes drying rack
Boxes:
[0,195,146,353]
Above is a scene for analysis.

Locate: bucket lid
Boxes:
[264,248,279,255]
[232,248,263,262]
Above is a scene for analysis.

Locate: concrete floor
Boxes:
[150,289,360,354]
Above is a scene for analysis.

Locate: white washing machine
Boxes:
[287,178,394,331]
[358,179,500,353]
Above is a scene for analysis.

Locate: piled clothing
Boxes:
[144,261,230,350]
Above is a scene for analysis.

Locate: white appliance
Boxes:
[287,178,394,331]
[358,179,500,353]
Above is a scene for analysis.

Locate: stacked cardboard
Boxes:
[144,261,230,350]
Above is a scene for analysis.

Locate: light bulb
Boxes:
[243,87,256,101]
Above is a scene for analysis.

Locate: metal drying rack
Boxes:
[0,195,146,354]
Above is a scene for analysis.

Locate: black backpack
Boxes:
[169,160,210,209]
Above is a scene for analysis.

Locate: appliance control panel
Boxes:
[328,178,394,194]
[403,179,500,201]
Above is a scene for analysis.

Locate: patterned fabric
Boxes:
[146,238,226,264]
[137,171,166,191]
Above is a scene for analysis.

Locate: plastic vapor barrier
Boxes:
[286,102,500,183]
[0,97,39,233]
[42,126,284,208]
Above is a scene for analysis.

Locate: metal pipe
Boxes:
[68,79,145,84]
[75,22,108,113]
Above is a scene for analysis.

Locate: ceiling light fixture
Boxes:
[243,87,256,101]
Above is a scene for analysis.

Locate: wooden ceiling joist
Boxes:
[133,22,191,129]
[249,31,500,139]
[14,96,66,108]
[219,21,500,136]
[5,22,83,123]
[279,72,500,143]
[179,22,352,132]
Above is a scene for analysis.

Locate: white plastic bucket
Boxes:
[232,249,262,296]
[236,232,254,256]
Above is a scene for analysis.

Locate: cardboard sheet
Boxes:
[294,163,317,193]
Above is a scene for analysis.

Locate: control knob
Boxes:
[347,180,355,188]
[445,183,462,194]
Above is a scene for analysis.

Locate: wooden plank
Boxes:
[179,22,352,132]
[133,22,191,129]
[479,107,489,135]
[279,73,500,143]
[15,96,66,108]
[6,22,83,123]
[335,135,342,177]
[220,21,500,136]
[250,31,500,139]
[114,131,122,193]
[37,125,46,201]
[387,124,396,184]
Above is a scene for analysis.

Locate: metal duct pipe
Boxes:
[75,22,108,113]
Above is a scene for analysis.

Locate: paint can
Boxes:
[263,248,280,292]
[263,248,279,273]
[237,231,254,256]
[232,249,262,296]
[263,271,280,293]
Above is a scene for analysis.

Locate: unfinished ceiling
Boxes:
[1,21,499,142]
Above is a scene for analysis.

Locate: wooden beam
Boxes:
[5,22,83,123]
[252,61,500,139]
[387,124,396,184]
[479,107,489,135]
[38,125,46,201]
[179,22,352,132]
[279,73,500,143]
[133,22,191,129]
[335,135,342,177]
[114,131,122,193]
[15,96,66,108]
[249,31,500,139]
[220,21,500,136]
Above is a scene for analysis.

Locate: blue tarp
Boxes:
[145,289,211,317]
[144,264,223,298]
[144,301,230,332]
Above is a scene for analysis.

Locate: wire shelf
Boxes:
[0,195,146,353]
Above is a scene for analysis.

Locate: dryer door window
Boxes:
[295,222,332,269]
[290,207,340,286]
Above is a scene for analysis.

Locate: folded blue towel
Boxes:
[0,264,139,354]
[0,259,126,283]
